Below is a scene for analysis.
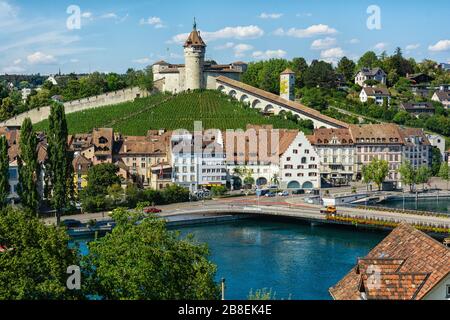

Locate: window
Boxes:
[447,285,450,298]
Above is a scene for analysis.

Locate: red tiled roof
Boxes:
[329,223,450,300]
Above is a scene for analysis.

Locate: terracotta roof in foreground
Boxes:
[215,76,348,129]
[329,223,450,300]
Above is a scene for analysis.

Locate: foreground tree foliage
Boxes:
[0,208,80,300]
[18,117,40,212]
[47,103,72,225]
[0,136,9,208]
[82,208,220,300]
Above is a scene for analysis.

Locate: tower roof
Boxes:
[184,19,206,48]
[281,68,295,75]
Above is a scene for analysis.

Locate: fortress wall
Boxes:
[0,87,148,127]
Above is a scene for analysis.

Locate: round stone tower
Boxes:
[184,19,206,91]
[280,68,296,101]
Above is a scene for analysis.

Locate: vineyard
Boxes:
[34,90,312,135]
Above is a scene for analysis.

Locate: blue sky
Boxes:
[1,0,450,75]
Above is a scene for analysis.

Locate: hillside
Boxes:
[34,90,312,135]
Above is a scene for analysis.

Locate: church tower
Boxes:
[280,68,295,101]
[184,19,206,91]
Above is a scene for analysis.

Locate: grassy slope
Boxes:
[34,90,310,135]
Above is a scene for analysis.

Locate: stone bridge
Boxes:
[215,76,349,129]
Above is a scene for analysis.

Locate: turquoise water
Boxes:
[71,219,385,300]
[376,197,450,214]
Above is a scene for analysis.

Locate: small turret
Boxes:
[280,68,295,101]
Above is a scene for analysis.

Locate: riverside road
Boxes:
[45,194,450,229]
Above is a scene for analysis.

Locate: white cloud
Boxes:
[214,42,235,50]
[171,25,264,44]
[374,42,388,51]
[140,16,165,29]
[405,43,420,50]
[274,24,337,38]
[133,57,152,64]
[320,47,344,64]
[100,13,118,19]
[428,40,450,52]
[0,31,80,53]
[13,58,21,65]
[349,38,360,44]
[99,12,128,23]
[81,12,93,19]
[214,42,253,57]
[234,44,253,57]
[2,65,25,74]
[27,52,57,65]
[311,37,337,50]
[259,13,283,19]
[70,58,79,63]
[296,13,313,17]
[252,49,287,59]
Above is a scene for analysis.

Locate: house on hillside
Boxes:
[399,102,435,117]
[432,85,450,108]
[406,73,433,84]
[355,68,387,87]
[359,87,391,106]
[329,223,450,300]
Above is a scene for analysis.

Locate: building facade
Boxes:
[152,22,246,94]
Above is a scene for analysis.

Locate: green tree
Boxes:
[82,207,220,300]
[336,56,356,83]
[0,207,80,300]
[302,60,336,89]
[416,166,432,190]
[47,103,71,225]
[0,136,9,208]
[361,164,373,192]
[356,51,380,70]
[85,163,121,197]
[398,161,416,192]
[439,162,449,191]
[431,147,442,176]
[370,158,389,191]
[17,118,39,213]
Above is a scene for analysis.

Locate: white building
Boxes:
[426,134,446,159]
[360,87,391,106]
[171,129,226,192]
[308,128,356,186]
[355,67,387,87]
[431,85,450,109]
[279,132,320,189]
[153,21,246,94]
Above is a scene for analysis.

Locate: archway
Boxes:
[302,181,314,189]
[287,181,301,189]
[240,94,250,106]
[264,105,275,114]
[252,99,262,109]
[256,177,268,187]
[229,90,237,99]
[217,85,226,94]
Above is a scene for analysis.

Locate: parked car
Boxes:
[292,189,305,195]
[278,191,289,197]
[265,192,276,198]
[144,207,162,214]
[61,219,82,228]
